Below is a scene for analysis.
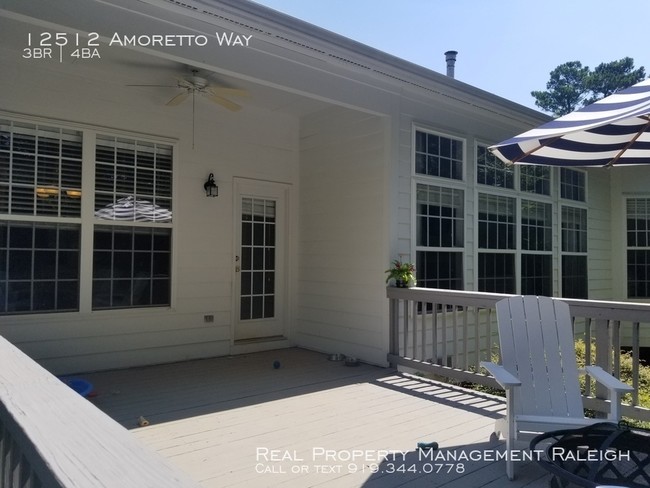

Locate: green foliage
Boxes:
[461,341,650,428]
[575,340,650,428]
[531,61,590,116]
[385,259,416,284]
[531,58,646,116]
[585,58,646,104]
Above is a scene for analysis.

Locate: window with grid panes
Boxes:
[561,206,588,298]
[521,200,553,296]
[92,226,171,309]
[627,198,650,298]
[92,136,173,309]
[415,183,464,289]
[94,136,172,222]
[0,222,80,314]
[561,168,586,202]
[477,145,514,189]
[520,165,551,195]
[0,120,82,314]
[0,120,82,217]
[415,130,463,180]
[478,194,516,293]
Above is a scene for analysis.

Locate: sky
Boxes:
[252,0,649,112]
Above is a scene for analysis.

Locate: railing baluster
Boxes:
[462,306,469,371]
[411,300,418,360]
[633,321,640,406]
[402,300,410,357]
[486,307,492,363]
[452,306,459,368]
[585,317,593,397]
[441,305,448,366]
[420,302,426,361]
[431,304,438,365]
[475,308,482,369]
[388,297,398,367]
[612,320,621,378]
[385,287,650,422]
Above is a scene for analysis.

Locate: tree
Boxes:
[531,57,646,116]
[584,57,646,104]
[531,61,590,116]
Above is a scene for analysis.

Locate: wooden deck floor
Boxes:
[84,348,552,487]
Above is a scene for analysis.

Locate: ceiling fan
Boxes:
[128,69,249,147]
[129,69,248,112]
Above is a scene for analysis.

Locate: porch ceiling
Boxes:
[0,12,332,119]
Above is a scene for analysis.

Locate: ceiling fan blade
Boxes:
[126,84,178,87]
[207,86,249,98]
[206,94,242,112]
[166,91,190,106]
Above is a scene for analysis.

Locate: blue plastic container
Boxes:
[61,378,94,398]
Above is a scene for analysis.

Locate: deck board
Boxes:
[84,348,552,487]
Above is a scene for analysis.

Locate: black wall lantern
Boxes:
[204,173,218,197]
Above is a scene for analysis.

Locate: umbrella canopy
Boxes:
[489,78,650,167]
[94,196,172,222]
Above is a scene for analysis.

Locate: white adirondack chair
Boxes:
[481,296,633,480]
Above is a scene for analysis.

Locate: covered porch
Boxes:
[1,340,552,487]
[83,348,551,487]
[4,285,650,486]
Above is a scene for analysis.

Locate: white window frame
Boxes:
[477,191,517,293]
[413,125,466,182]
[0,112,177,316]
[626,196,650,299]
[412,125,467,289]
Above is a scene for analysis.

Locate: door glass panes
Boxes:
[240,197,276,320]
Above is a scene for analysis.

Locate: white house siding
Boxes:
[295,106,390,365]
[0,20,301,374]
[584,169,613,300]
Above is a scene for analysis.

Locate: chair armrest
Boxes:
[584,366,634,393]
[480,361,521,389]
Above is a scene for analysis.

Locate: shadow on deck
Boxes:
[84,348,551,487]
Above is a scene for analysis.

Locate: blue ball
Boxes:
[273,360,281,369]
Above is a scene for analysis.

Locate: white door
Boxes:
[233,178,288,341]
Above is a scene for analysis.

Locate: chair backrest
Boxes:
[495,295,584,419]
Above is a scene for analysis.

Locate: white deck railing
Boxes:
[387,287,650,422]
[0,335,202,488]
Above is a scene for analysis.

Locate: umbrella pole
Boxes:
[606,117,650,167]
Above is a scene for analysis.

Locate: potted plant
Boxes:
[385,260,416,288]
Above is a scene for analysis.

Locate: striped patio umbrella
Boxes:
[489,78,650,167]
[94,196,172,222]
